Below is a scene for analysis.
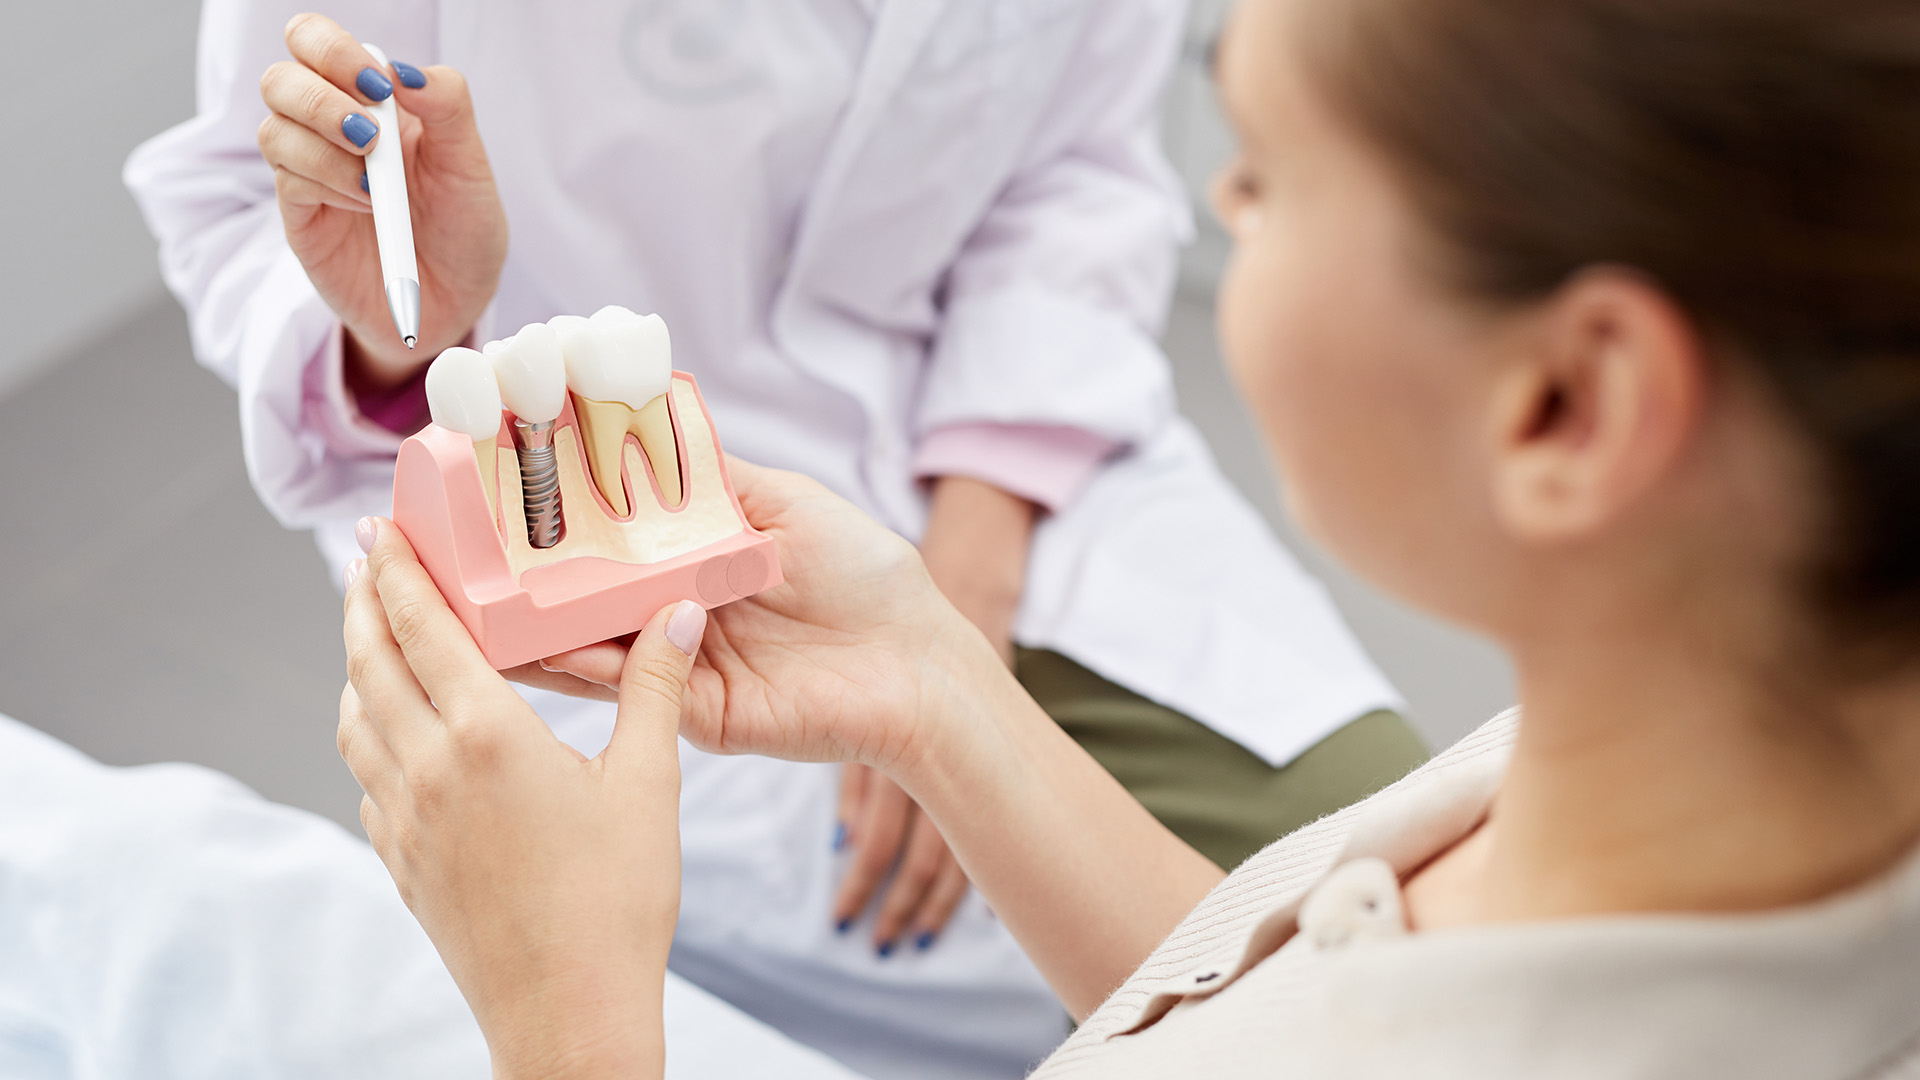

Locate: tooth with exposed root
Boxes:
[425,346,503,518]
[553,306,678,515]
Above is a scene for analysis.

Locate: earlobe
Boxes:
[1487,270,1706,545]
[1489,363,1588,541]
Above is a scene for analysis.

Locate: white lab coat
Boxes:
[0,713,865,1080]
[125,1,1402,1075]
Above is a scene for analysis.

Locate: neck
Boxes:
[1463,629,1920,924]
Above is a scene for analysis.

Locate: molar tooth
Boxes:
[425,346,502,518]
[554,307,678,514]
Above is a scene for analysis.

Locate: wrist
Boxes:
[343,325,432,395]
[344,315,484,392]
[491,1016,660,1080]
[484,950,667,1080]
[890,606,1030,794]
[923,476,1037,547]
[921,476,1035,650]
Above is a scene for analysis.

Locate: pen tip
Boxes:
[404,336,417,350]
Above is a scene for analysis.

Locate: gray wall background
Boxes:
[0,0,205,397]
[0,0,1513,830]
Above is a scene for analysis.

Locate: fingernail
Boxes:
[665,600,707,656]
[876,941,895,959]
[835,918,853,935]
[355,67,394,102]
[832,822,848,852]
[342,113,378,148]
[355,516,378,554]
[360,171,369,193]
[392,61,427,89]
[915,931,936,952]
[344,559,366,590]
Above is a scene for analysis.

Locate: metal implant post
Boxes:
[511,418,566,548]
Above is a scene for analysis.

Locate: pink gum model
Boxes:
[392,372,781,670]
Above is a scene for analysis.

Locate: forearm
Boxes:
[894,627,1224,1019]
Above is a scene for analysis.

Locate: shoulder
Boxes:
[1041,710,1521,1069]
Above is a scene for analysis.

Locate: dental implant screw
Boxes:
[512,419,566,548]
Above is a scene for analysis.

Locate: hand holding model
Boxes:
[258,13,506,391]
[525,460,976,771]
[343,463,984,1071]
[340,522,691,1079]
[342,462,1211,1080]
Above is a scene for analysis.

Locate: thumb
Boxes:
[607,601,708,765]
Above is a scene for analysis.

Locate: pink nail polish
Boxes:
[665,600,707,656]
[344,559,366,590]
[355,517,378,554]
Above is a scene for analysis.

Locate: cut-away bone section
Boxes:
[572,394,682,516]
[497,378,744,579]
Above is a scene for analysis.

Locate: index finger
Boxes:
[534,639,629,694]
[284,12,393,103]
[361,517,499,707]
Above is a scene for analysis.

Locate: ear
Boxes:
[1488,269,1707,544]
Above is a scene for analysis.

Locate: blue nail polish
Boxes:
[877,941,895,959]
[342,113,378,148]
[835,918,852,935]
[832,823,848,852]
[391,61,427,89]
[915,931,936,951]
[355,67,393,102]
[359,171,369,193]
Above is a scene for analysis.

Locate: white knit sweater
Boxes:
[1032,710,1920,1079]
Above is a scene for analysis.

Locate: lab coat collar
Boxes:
[1116,710,1920,1078]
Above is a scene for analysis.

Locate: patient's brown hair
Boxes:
[1302,0,1920,655]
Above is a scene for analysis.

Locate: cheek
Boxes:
[1219,228,1330,474]
[1219,231,1409,538]
[1216,227,1468,592]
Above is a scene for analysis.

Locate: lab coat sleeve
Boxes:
[123,0,437,528]
[915,0,1193,459]
[910,421,1118,512]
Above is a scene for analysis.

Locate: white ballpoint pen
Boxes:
[360,42,420,350]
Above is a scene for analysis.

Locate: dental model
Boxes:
[554,306,681,515]
[423,347,501,518]
[395,310,780,670]
[486,323,570,549]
